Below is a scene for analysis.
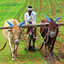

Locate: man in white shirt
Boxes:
[24,6,36,34]
[24,6,37,51]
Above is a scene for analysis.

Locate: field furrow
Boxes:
[0,0,64,64]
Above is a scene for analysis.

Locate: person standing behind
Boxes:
[24,6,36,35]
[24,6,37,51]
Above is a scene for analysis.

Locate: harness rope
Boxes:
[41,27,49,44]
[43,32,49,44]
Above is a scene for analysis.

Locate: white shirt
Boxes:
[24,11,36,25]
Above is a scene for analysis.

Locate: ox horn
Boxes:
[55,16,61,22]
[19,21,25,27]
[46,15,51,22]
[7,21,13,27]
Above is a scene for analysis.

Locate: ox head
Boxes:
[46,15,61,38]
[7,21,25,45]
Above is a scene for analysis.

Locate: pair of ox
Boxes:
[0,16,61,61]
[40,16,61,56]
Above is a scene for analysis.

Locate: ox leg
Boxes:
[51,40,56,55]
[14,45,18,57]
[48,44,52,57]
[39,42,44,50]
[48,43,54,59]
[8,37,15,61]
[45,43,48,56]
[8,32,15,61]
[29,39,32,51]
[33,38,35,51]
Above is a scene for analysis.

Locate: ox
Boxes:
[0,19,25,61]
[39,16,61,56]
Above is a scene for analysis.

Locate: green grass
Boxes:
[53,48,64,62]
[0,0,24,4]
[0,0,64,64]
[0,0,26,26]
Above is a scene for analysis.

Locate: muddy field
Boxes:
[0,0,64,64]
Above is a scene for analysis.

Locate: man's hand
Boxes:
[32,22,36,25]
[32,22,36,28]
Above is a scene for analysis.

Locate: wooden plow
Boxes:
[0,22,64,29]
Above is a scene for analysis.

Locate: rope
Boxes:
[43,32,49,44]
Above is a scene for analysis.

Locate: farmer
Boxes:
[24,6,36,35]
[24,6,37,51]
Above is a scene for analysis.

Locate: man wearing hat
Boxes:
[24,6,36,34]
[24,6,36,51]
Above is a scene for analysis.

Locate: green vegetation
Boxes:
[0,0,64,64]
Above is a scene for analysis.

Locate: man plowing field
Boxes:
[24,6,36,51]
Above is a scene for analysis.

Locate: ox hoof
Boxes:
[12,58,15,62]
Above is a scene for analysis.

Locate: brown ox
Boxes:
[39,16,61,56]
[0,19,25,61]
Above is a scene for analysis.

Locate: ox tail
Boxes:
[0,42,7,51]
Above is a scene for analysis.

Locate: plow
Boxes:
[0,0,64,63]
[0,22,64,29]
